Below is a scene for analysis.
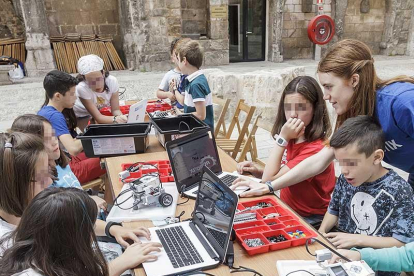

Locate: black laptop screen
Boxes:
[168,131,221,187]
[193,168,237,258]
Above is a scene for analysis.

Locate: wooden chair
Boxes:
[213,95,231,138]
[216,99,256,159]
[82,176,105,190]
[236,114,274,167]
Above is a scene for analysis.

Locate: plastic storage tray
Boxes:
[78,123,151,158]
[234,196,318,255]
[99,101,172,116]
[120,160,174,183]
[150,114,210,147]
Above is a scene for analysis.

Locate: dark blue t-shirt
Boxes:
[38,106,77,138]
[376,82,414,173]
[328,170,414,276]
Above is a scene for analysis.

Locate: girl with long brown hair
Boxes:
[232,76,335,224]
[0,187,161,276]
[231,39,414,198]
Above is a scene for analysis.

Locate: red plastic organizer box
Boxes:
[120,160,174,183]
[234,196,318,255]
[100,101,172,116]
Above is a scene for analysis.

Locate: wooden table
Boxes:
[105,135,326,276]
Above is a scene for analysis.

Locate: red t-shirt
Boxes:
[280,139,335,217]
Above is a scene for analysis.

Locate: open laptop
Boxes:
[127,99,147,123]
[142,166,238,276]
[166,129,254,198]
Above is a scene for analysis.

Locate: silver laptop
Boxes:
[142,166,238,276]
[166,130,251,199]
[127,99,147,123]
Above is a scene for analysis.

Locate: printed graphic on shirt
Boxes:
[384,139,403,152]
[97,96,110,110]
[350,191,394,235]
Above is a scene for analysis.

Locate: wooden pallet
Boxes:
[50,33,125,73]
[0,38,26,63]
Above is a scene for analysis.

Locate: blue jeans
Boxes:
[303,214,325,227]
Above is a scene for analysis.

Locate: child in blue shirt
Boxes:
[319,116,414,276]
[173,40,214,130]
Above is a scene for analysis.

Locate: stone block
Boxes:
[187,0,208,9]
[210,39,229,50]
[181,9,206,21]
[285,4,295,12]
[152,8,169,17]
[294,5,302,12]
[203,50,229,66]
[166,0,180,9]
[283,21,295,30]
[0,65,13,85]
[60,25,76,34]
[99,24,118,35]
[75,24,95,35]
[290,12,305,21]
[210,21,228,39]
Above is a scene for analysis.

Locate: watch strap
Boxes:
[265,181,274,194]
[105,221,122,239]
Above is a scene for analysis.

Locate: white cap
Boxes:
[77,54,104,75]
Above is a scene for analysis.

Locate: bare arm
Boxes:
[358,236,405,249]
[156,89,176,100]
[59,134,83,156]
[319,212,338,234]
[262,143,287,182]
[110,92,122,116]
[326,232,405,249]
[272,146,335,190]
[80,98,115,124]
[192,101,206,121]
[174,89,184,105]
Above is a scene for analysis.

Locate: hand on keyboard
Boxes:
[115,242,162,271]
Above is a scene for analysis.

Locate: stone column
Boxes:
[268,0,284,62]
[19,0,55,77]
[118,0,178,71]
[406,6,414,56]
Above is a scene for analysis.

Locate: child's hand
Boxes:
[167,92,176,101]
[329,249,361,264]
[120,242,162,268]
[325,232,361,249]
[236,161,263,178]
[90,195,107,211]
[115,115,128,123]
[230,176,271,197]
[280,118,305,141]
[110,225,151,248]
[169,78,177,92]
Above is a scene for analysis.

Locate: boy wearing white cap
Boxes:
[74,54,127,130]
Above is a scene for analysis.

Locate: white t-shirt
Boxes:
[12,269,43,276]
[158,69,181,92]
[0,217,15,255]
[73,75,119,117]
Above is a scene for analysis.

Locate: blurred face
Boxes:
[32,152,53,197]
[171,49,179,65]
[334,143,379,187]
[318,72,355,115]
[85,71,105,92]
[284,93,314,126]
[177,54,189,75]
[61,86,76,109]
[43,122,60,161]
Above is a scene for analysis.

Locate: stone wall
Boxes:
[343,0,385,54]
[380,0,414,56]
[0,0,24,39]
[204,66,305,122]
[44,0,123,56]
[181,0,208,35]
[282,0,332,59]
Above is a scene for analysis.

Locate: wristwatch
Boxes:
[113,115,118,124]
[264,181,275,194]
[105,221,122,239]
[276,135,288,147]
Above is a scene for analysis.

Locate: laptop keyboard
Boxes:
[219,174,238,186]
[155,226,204,268]
[191,174,238,195]
[207,227,228,246]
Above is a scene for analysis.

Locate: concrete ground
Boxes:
[1,55,412,179]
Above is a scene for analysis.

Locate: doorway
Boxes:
[229,0,266,62]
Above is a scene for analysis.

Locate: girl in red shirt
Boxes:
[232,76,335,225]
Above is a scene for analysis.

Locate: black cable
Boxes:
[176,211,185,222]
[285,270,316,276]
[178,271,217,276]
[229,265,264,276]
[305,238,352,263]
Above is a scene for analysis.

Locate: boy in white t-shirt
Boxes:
[73,54,128,130]
[156,38,190,108]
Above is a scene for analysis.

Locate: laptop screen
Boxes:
[193,167,238,261]
[167,131,222,190]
